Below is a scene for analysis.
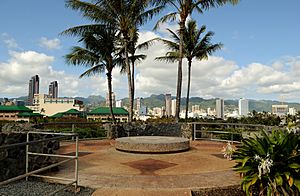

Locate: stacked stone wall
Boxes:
[0,124,59,182]
[106,122,193,139]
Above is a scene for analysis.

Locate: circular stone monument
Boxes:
[115,136,190,153]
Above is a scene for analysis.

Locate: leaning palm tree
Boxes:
[155,20,222,121]
[151,0,239,122]
[65,25,119,124]
[65,0,163,122]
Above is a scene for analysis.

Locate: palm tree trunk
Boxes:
[185,59,192,122]
[131,54,135,115]
[175,20,185,123]
[107,71,116,124]
[124,39,133,123]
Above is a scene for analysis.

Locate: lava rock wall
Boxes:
[106,123,193,139]
[0,124,59,182]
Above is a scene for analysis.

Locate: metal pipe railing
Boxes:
[0,131,79,195]
[192,123,242,143]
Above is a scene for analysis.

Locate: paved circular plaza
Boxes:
[49,140,240,195]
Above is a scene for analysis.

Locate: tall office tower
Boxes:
[136,97,142,111]
[27,75,39,106]
[165,94,172,117]
[48,81,58,98]
[216,98,224,119]
[238,98,249,116]
[171,99,176,117]
[106,92,116,107]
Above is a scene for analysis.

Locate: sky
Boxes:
[1,0,300,102]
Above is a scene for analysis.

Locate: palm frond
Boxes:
[197,0,239,10]
[79,63,105,78]
[137,37,160,50]
[60,24,107,37]
[153,12,177,30]
[157,37,179,51]
[65,46,100,66]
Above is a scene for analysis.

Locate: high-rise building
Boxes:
[48,81,58,98]
[165,94,172,117]
[238,98,249,116]
[27,75,39,106]
[116,100,123,107]
[136,97,147,115]
[106,92,116,107]
[216,98,224,119]
[171,99,176,117]
[136,97,142,112]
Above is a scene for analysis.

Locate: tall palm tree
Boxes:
[66,0,163,122]
[155,20,222,121]
[151,0,239,122]
[64,25,119,124]
[118,27,147,113]
[64,0,163,122]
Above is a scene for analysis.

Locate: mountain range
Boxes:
[1,94,300,112]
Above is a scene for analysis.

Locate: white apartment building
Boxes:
[116,100,123,107]
[171,99,176,117]
[288,107,297,115]
[272,105,288,116]
[165,94,172,117]
[28,94,84,116]
[239,98,249,116]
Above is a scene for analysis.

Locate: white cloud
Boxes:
[0,50,124,98]
[1,33,19,49]
[134,31,300,101]
[1,31,300,102]
[39,37,61,50]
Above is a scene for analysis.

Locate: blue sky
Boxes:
[1,0,300,102]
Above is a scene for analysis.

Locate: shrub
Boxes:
[233,129,300,195]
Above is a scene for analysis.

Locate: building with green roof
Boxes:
[87,107,129,122]
[0,105,37,122]
[50,109,83,118]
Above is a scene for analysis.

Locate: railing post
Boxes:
[72,124,75,141]
[74,135,79,192]
[193,123,196,140]
[25,132,29,181]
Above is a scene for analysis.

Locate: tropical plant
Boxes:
[63,0,161,122]
[233,130,300,195]
[64,25,119,123]
[154,20,222,121]
[151,0,239,122]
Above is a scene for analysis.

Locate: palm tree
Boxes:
[118,27,147,113]
[67,0,162,122]
[64,0,163,122]
[155,20,222,121]
[64,25,119,124]
[151,0,239,122]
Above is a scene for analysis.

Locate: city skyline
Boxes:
[1,1,300,102]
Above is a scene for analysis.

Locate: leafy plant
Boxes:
[233,129,300,195]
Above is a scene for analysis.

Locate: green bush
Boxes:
[233,130,300,195]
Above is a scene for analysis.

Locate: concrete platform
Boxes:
[115,136,190,153]
[47,140,240,195]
